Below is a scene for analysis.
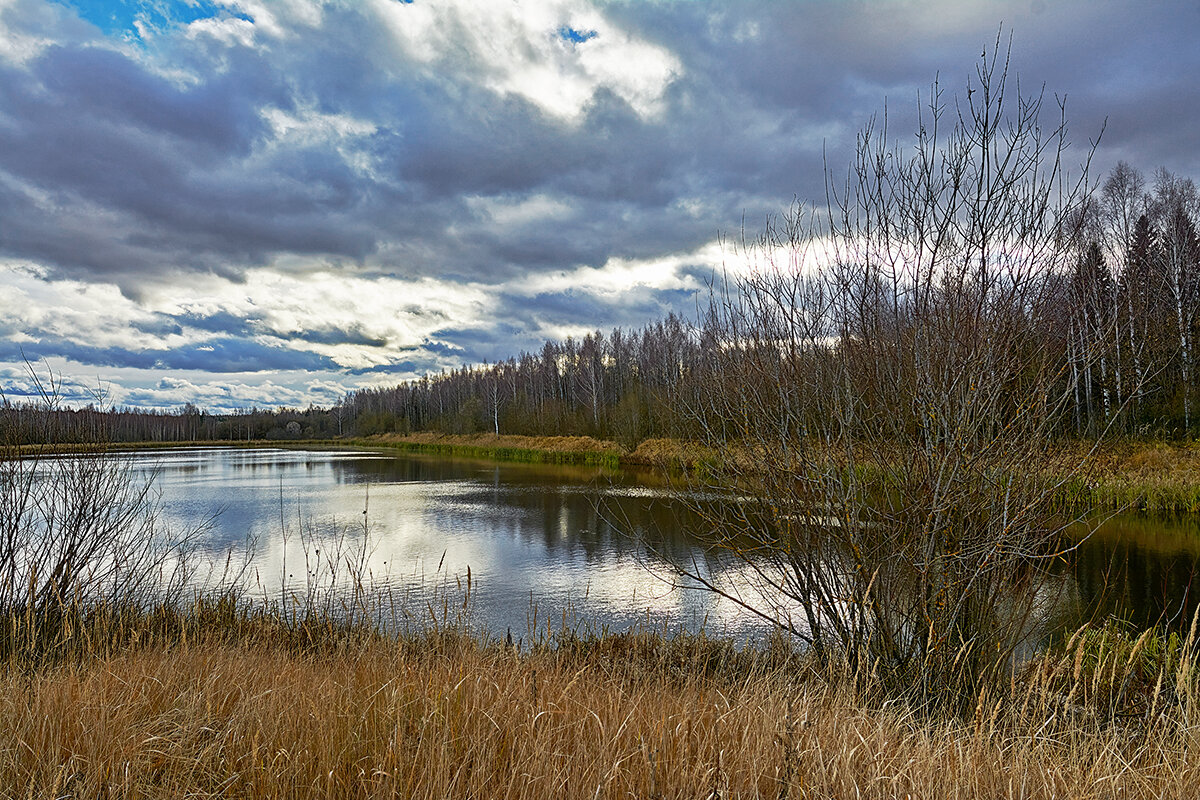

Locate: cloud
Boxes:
[1,0,1198,409]
[369,0,680,123]
[0,334,337,373]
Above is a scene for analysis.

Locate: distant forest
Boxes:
[4,161,1199,447]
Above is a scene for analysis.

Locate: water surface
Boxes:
[116,446,1200,642]
[130,446,758,639]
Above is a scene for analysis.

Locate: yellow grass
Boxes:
[4,625,1200,799]
[370,431,624,455]
[1076,440,1200,512]
[357,434,1200,514]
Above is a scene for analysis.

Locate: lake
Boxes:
[112,446,1200,642]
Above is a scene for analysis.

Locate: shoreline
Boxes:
[12,433,1200,514]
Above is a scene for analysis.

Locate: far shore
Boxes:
[12,433,1200,514]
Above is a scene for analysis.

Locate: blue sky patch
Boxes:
[60,0,249,38]
[558,26,598,45]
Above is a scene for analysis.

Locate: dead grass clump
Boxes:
[626,437,723,470]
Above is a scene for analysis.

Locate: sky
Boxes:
[0,0,1197,412]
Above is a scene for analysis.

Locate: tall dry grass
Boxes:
[3,612,1200,799]
[363,432,625,468]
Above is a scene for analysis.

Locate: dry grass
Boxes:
[361,432,624,468]
[359,435,1200,515]
[370,432,623,455]
[1064,440,1200,514]
[2,620,1200,799]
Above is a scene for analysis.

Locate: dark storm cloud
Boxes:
[0,0,810,287]
[424,285,699,365]
[0,26,383,279]
[496,287,699,330]
[166,311,387,348]
[351,359,429,376]
[285,327,388,348]
[170,311,259,338]
[425,324,528,365]
[129,317,185,337]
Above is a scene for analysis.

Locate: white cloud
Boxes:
[0,238,714,409]
[510,240,723,298]
[209,0,324,40]
[0,0,87,66]
[184,15,256,47]
[369,0,680,122]
[260,104,381,175]
[0,261,182,351]
[467,193,574,226]
[1,260,484,375]
[145,268,494,371]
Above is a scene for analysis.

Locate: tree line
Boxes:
[1064,164,1200,436]
[347,160,1200,447]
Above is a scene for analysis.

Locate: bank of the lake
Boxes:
[16,433,1200,513]
[355,433,1200,515]
[1074,440,1200,513]
[348,431,627,468]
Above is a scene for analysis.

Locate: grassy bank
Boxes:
[15,433,1200,514]
[353,432,628,468]
[7,439,351,457]
[353,432,724,472]
[1071,441,1200,514]
[3,600,1200,799]
[358,434,1200,514]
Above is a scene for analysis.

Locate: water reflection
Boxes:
[100,447,1200,641]
[109,447,753,639]
[1072,515,1200,630]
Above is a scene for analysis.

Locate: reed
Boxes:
[1049,441,1200,514]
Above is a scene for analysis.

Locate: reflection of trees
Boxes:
[1073,527,1200,629]
[176,449,711,568]
[323,452,710,563]
[325,453,615,488]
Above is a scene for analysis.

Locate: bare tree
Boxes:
[0,361,205,659]
[659,38,1104,709]
[1149,170,1200,431]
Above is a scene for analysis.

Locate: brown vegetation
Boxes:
[369,431,623,456]
[4,618,1200,799]
[1081,441,1200,513]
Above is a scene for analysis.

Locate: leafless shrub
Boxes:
[0,361,204,660]
[660,37,1111,710]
